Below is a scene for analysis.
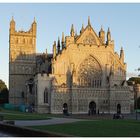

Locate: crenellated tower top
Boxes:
[9,17,37,37]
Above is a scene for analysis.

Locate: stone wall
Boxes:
[109,86,134,113]
[51,86,133,114]
[34,73,52,113]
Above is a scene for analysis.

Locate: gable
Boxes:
[76,26,101,46]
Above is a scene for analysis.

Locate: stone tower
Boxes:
[9,17,37,105]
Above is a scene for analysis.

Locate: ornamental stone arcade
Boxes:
[9,17,134,114]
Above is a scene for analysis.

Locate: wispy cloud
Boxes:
[127,72,139,78]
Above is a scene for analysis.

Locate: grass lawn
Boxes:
[29,120,140,137]
[0,108,50,120]
[1,113,51,120]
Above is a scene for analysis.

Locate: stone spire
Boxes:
[10,16,15,33]
[62,32,65,43]
[61,32,65,49]
[70,24,75,37]
[120,47,124,62]
[53,41,57,59]
[107,27,111,42]
[33,17,36,24]
[45,48,48,58]
[75,29,77,38]
[99,25,105,43]
[88,16,91,26]
[32,17,37,36]
[101,25,103,31]
[80,24,84,34]
[11,16,14,22]
[57,37,60,53]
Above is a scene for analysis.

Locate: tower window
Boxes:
[30,39,32,44]
[23,38,25,43]
[16,38,18,44]
[44,88,48,103]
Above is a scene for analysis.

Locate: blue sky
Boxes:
[0,3,140,87]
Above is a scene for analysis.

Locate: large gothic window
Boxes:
[78,56,102,88]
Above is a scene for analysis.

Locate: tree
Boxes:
[127,77,140,110]
[127,77,140,85]
[0,80,9,104]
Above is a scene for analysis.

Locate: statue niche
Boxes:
[78,56,102,88]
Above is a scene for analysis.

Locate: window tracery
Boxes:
[78,56,102,88]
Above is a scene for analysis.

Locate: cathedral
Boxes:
[9,17,134,114]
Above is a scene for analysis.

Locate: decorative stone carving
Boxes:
[83,33,96,45]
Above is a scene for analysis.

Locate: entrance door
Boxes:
[63,103,68,115]
[89,101,96,115]
[117,104,121,114]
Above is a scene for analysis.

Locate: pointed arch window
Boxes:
[78,56,102,88]
[44,88,48,103]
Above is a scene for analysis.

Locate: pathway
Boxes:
[15,117,85,126]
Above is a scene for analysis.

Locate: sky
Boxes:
[0,3,140,87]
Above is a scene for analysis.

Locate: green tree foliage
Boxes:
[127,77,140,85]
[0,79,9,104]
[0,80,7,90]
[128,77,140,109]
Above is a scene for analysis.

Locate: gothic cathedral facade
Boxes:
[9,17,134,114]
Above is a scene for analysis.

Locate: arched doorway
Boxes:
[89,101,96,115]
[63,103,68,115]
[117,104,121,114]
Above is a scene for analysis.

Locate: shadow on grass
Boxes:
[28,120,140,137]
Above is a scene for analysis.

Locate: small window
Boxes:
[21,91,24,98]
[16,38,18,43]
